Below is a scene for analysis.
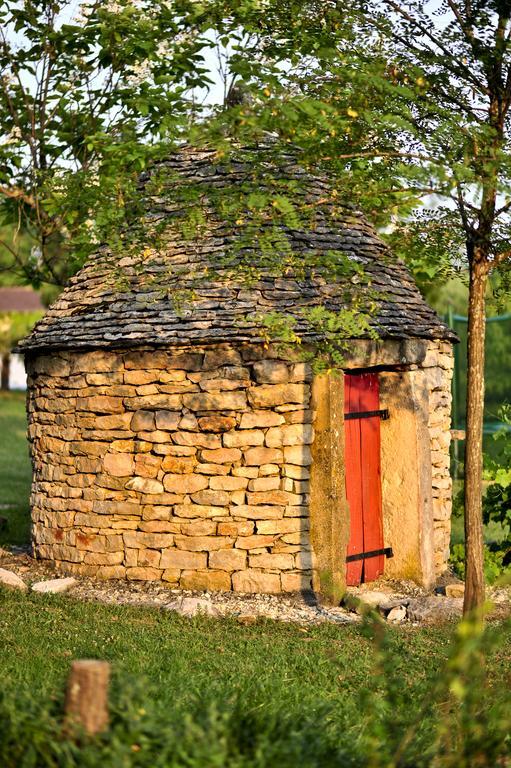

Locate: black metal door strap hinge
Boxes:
[346,547,394,563]
[344,408,390,421]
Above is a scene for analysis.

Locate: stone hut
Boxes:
[18,146,456,602]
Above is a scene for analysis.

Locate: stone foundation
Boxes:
[26,339,453,593]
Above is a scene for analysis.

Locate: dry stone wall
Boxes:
[27,346,314,594]
[26,340,454,593]
[422,340,454,575]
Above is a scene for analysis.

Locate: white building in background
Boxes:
[0,286,44,391]
[3,353,27,389]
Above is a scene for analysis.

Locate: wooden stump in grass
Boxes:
[64,660,110,735]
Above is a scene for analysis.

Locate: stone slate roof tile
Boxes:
[19,145,456,353]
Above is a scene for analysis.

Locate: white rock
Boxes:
[0,567,28,591]
[173,597,219,617]
[31,577,77,594]
[386,605,407,623]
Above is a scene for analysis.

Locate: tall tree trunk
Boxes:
[0,352,10,391]
[463,255,488,614]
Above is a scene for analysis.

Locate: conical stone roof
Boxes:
[19,145,456,353]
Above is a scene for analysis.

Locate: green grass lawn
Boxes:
[0,391,31,548]
[0,589,510,766]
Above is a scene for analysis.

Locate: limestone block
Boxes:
[191,489,230,506]
[126,567,162,580]
[74,457,101,474]
[248,384,308,408]
[159,382,199,395]
[124,370,159,386]
[34,355,71,377]
[124,350,201,371]
[283,446,312,466]
[183,391,247,411]
[432,500,451,521]
[163,474,209,494]
[95,414,133,430]
[289,363,312,383]
[162,569,180,583]
[94,565,126,579]
[223,430,265,448]
[209,476,248,491]
[134,548,159,568]
[160,549,207,569]
[199,377,249,392]
[0,568,28,591]
[198,415,236,432]
[126,477,164,494]
[231,489,247,506]
[137,430,173,444]
[218,521,254,536]
[204,347,242,369]
[161,456,196,474]
[244,447,283,465]
[201,447,242,464]
[256,519,306,534]
[232,467,259,478]
[159,370,186,383]
[249,553,294,570]
[281,531,310,545]
[174,535,234,552]
[77,396,123,414]
[425,366,446,391]
[239,411,285,429]
[281,571,312,592]
[124,394,182,411]
[179,414,199,430]
[173,432,222,449]
[247,491,302,506]
[259,463,280,476]
[233,505,284,520]
[140,521,181,534]
[154,410,180,430]
[134,454,161,478]
[76,532,123,552]
[83,551,124,566]
[174,504,226,519]
[109,439,135,453]
[265,424,313,448]
[232,570,281,594]
[209,548,246,571]
[180,520,216,536]
[234,534,276,549]
[142,505,177,521]
[180,569,231,591]
[125,548,138,567]
[252,360,289,384]
[137,384,159,396]
[195,463,230,476]
[154,444,196,457]
[123,532,174,549]
[248,477,280,492]
[31,577,77,594]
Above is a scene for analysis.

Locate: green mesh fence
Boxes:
[447,310,511,473]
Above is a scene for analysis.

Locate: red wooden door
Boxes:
[344,372,384,585]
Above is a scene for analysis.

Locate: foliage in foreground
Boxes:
[0,612,509,768]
